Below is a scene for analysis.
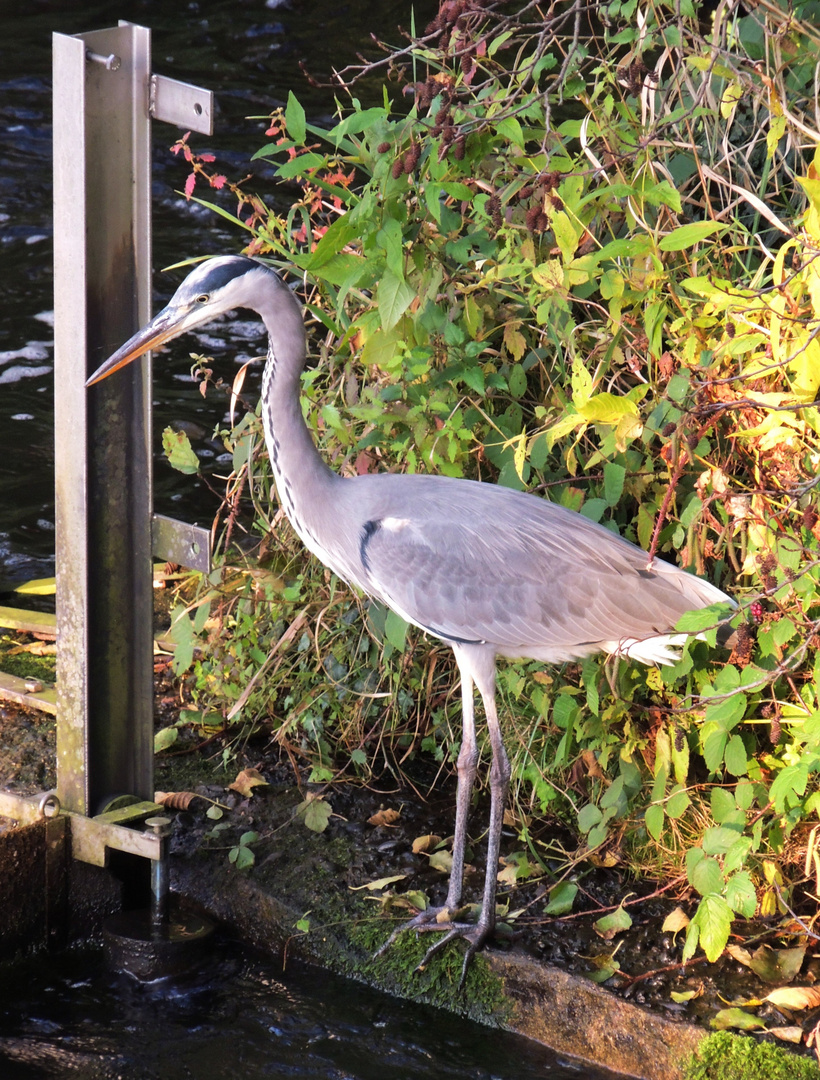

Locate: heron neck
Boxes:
[258,300,340,533]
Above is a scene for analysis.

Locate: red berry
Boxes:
[750,601,763,625]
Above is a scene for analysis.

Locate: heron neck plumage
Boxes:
[257,285,341,549]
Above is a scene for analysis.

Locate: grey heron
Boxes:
[88,255,734,982]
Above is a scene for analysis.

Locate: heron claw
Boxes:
[375,905,492,989]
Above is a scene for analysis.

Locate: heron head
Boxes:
[86,255,284,385]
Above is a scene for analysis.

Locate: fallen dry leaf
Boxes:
[662,906,690,938]
[764,986,820,1010]
[228,768,269,797]
[368,807,401,827]
[155,790,199,811]
[411,833,442,854]
[770,1026,804,1044]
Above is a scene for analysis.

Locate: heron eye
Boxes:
[196,293,209,304]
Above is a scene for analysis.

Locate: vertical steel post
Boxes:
[53,25,153,815]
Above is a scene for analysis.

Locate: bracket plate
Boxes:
[152,513,212,573]
[150,74,213,134]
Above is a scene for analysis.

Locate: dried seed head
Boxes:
[377,141,390,154]
[391,157,404,180]
[525,204,541,232]
[453,134,466,160]
[487,194,502,229]
[403,142,421,173]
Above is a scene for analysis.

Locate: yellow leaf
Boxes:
[726,944,753,968]
[349,874,408,891]
[662,906,691,938]
[429,849,454,873]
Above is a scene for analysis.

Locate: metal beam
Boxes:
[53,25,154,816]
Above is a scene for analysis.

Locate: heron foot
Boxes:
[374,905,493,990]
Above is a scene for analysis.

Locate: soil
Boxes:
[2,630,820,1071]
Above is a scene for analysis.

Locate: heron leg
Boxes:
[416,651,510,987]
[374,648,479,959]
[444,652,479,910]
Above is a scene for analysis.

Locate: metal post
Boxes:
[53,24,213,819]
[53,25,153,815]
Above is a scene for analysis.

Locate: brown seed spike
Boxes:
[377,141,390,154]
[391,157,404,180]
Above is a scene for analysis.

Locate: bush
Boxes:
[165,0,820,977]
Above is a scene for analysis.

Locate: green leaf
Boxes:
[645,803,664,841]
[702,726,728,774]
[704,694,747,732]
[690,853,724,897]
[384,609,408,651]
[162,427,200,474]
[154,726,179,753]
[710,1007,766,1031]
[377,269,415,331]
[770,763,810,812]
[694,894,733,961]
[299,797,332,833]
[665,787,691,819]
[578,803,603,833]
[724,734,748,777]
[710,786,737,823]
[703,826,743,856]
[285,90,306,144]
[725,871,757,918]
[594,902,633,939]
[230,844,255,871]
[603,461,626,506]
[544,881,578,915]
[658,222,726,251]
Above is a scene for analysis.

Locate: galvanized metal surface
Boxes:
[52,24,215,819]
[53,23,154,815]
[150,73,214,133]
[152,513,212,573]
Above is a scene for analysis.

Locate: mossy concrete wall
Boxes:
[172,850,704,1080]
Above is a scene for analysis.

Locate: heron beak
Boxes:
[85,306,180,387]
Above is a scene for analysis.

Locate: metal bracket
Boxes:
[152,513,212,573]
[70,801,164,866]
[0,791,163,867]
[149,74,213,134]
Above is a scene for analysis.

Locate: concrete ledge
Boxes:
[172,853,704,1080]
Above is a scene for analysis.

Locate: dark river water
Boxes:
[0,0,425,596]
[0,940,623,1080]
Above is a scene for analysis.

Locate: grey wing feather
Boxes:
[348,474,729,658]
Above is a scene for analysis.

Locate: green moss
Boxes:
[685,1032,820,1080]
[0,639,56,684]
[349,918,508,1024]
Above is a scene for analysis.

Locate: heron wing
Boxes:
[348,474,728,657]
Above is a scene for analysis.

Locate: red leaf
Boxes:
[211,175,227,189]
[184,173,197,199]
